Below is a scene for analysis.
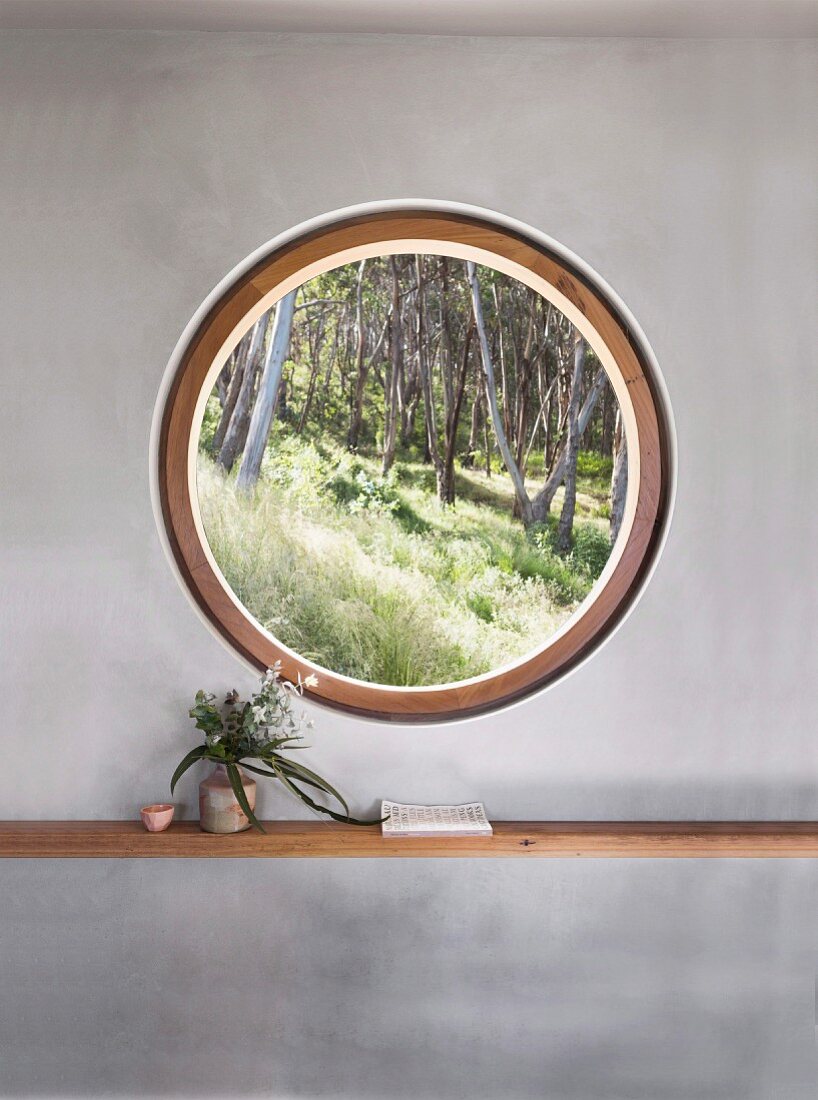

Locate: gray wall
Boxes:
[1,31,817,1099]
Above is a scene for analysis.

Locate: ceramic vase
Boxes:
[198,763,257,833]
[140,804,175,832]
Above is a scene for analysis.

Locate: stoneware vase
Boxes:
[198,763,257,833]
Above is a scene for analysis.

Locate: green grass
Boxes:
[196,438,612,687]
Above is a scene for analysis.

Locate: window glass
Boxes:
[195,254,627,688]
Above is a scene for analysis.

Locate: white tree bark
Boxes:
[216,314,268,472]
[531,366,607,522]
[610,408,628,544]
[556,336,586,553]
[381,258,402,476]
[236,290,297,492]
[466,261,533,525]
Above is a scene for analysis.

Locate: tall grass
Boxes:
[197,438,611,686]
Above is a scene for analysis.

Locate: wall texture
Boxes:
[1,31,817,1099]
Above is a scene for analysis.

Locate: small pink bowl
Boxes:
[140,804,174,832]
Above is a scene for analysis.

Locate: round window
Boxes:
[158,209,671,720]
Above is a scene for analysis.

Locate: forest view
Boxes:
[197,254,629,687]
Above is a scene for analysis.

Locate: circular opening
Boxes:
[158,209,671,721]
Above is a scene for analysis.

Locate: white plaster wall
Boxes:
[1,31,817,1098]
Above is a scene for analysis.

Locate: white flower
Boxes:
[251,705,268,723]
[303,674,319,689]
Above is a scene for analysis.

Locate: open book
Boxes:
[381,802,493,838]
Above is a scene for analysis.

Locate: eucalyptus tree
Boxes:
[467,260,608,533]
[216,312,270,473]
[416,256,474,504]
[467,259,535,524]
[236,290,298,492]
[381,257,403,476]
[610,409,628,544]
[555,336,586,553]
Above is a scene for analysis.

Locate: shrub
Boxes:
[526,518,558,554]
[199,395,222,454]
[260,436,332,506]
[572,523,611,580]
[345,470,400,516]
[466,591,495,623]
[576,451,613,483]
[512,543,587,604]
[326,473,359,506]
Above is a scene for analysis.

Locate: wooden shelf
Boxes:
[3,821,818,858]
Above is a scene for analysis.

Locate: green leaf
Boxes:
[188,702,223,736]
[239,762,279,779]
[275,770,384,827]
[241,760,335,799]
[170,745,207,795]
[226,763,266,834]
[272,766,328,794]
[274,756,350,816]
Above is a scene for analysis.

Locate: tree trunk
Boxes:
[417,256,443,476]
[212,353,242,455]
[381,258,402,476]
[556,336,586,553]
[215,359,232,408]
[216,315,268,472]
[297,309,326,435]
[439,323,473,505]
[599,382,614,456]
[348,312,389,451]
[466,260,533,524]
[316,308,342,426]
[530,366,606,523]
[235,290,297,492]
[346,260,368,450]
[401,383,421,449]
[464,387,482,468]
[610,408,628,544]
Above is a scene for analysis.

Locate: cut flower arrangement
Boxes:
[171,664,381,832]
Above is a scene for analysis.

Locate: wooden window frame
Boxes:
[158,210,671,722]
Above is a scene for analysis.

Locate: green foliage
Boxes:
[527,514,610,587]
[576,450,613,483]
[171,668,382,830]
[261,436,333,506]
[389,495,432,535]
[197,438,612,687]
[526,518,557,552]
[327,465,431,534]
[346,470,400,516]
[511,541,587,604]
[466,591,495,624]
[572,523,611,580]
[199,395,222,454]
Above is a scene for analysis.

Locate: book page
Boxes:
[381,802,493,837]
